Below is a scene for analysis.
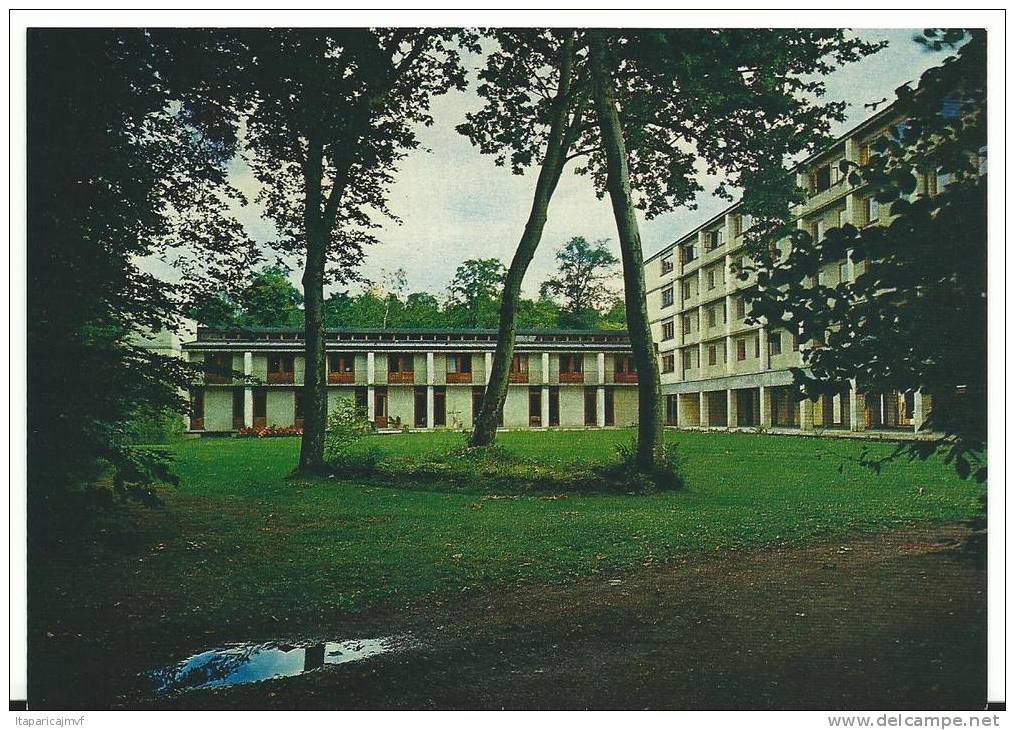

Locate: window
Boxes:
[559,354,583,374]
[681,243,696,264]
[510,354,528,374]
[753,336,760,358]
[707,269,716,290]
[707,344,718,366]
[735,297,746,320]
[792,332,800,352]
[813,164,831,193]
[935,168,953,192]
[189,389,205,430]
[707,307,717,328]
[388,354,414,373]
[865,197,880,224]
[205,352,233,384]
[447,353,472,374]
[681,316,692,335]
[837,208,848,228]
[327,352,354,373]
[268,353,294,374]
[894,120,911,143]
[615,355,637,375]
[661,287,674,308]
[768,332,782,356]
[839,261,849,283]
[681,349,692,371]
[681,281,692,301]
[813,220,825,241]
[661,256,674,275]
[661,353,675,373]
[705,229,724,251]
[662,320,675,341]
[736,339,746,361]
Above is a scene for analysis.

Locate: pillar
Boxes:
[541,386,550,428]
[726,388,736,429]
[596,352,605,384]
[243,351,253,427]
[596,386,606,428]
[367,385,376,422]
[485,352,493,384]
[724,334,734,375]
[759,386,771,428]
[849,379,863,431]
[426,352,434,385]
[541,352,550,383]
[760,327,770,370]
[366,352,375,385]
[913,390,926,433]
[699,391,709,429]
[800,398,814,431]
[426,385,435,429]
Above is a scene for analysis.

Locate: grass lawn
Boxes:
[29,429,985,707]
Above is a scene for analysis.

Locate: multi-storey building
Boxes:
[183,327,640,432]
[644,103,973,436]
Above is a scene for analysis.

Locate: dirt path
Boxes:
[127,525,984,710]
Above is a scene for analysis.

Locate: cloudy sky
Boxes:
[222,29,953,299]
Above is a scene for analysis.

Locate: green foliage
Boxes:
[235,266,304,327]
[324,399,378,475]
[606,441,686,493]
[539,236,620,319]
[122,406,186,445]
[747,30,986,480]
[445,258,507,328]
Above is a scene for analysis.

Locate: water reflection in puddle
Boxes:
[148,637,403,693]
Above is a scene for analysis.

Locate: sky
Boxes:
[217,29,954,300]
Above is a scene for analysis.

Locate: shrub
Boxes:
[122,406,185,444]
[604,441,686,492]
[324,399,377,475]
[236,425,303,438]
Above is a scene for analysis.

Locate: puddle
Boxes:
[147,637,404,694]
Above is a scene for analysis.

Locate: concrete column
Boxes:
[699,391,709,429]
[366,352,375,385]
[367,384,376,422]
[913,391,930,433]
[541,352,550,383]
[724,334,734,375]
[596,352,605,384]
[800,398,814,431]
[426,351,434,386]
[596,386,606,428]
[849,379,863,431]
[243,351,253,427]
[726,388,736,429]
[485,352,493,384]
[426,385,435,429]
[760,327,770,370]
[541,386,550,428]
[759,386,771,428]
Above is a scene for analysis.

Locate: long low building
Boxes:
[183,326,640,432]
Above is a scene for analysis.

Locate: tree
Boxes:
[27,29,255,518]
[458,30,590,446]
[230,29,476,473]
[747,29,986,480]
[539,236,619,328]
[585,29,882,473]
[236,266,304,327]
[445,258,507,328]
[516,295,562,330]
[378,267,408,328]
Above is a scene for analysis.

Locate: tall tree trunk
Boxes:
[471,34,578,447]
[298,138,329,473]
[589,33,664,471]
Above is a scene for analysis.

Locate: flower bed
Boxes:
[235,425,303,438]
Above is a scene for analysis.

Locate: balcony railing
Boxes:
[328,372,355,384]
[446,372,472,384]
[387,371,414,384]
[559,372,584,384]
[205,373,231,385]
[509,371,529,383]
[613,372,639,384]
[267,371,294,385]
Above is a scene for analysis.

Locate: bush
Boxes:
[604,441,686,493]
[324,399,377,476]
[122,406,185,445]
[236,425,303,438]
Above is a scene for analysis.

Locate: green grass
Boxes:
[35,430,983,641]
[117,429,980,615]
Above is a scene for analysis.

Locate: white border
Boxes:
[6,6,1007,721]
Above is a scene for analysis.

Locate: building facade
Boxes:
[643,104,977,436]
[183,327,639,432]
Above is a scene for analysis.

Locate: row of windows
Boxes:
[658,331,803,375]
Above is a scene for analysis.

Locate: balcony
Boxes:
[613,371,639,384]
[267,371,294,385]
[509,371,529,383]
[446,372,472,384]
[559,372,584,384]
[387,371,414,384]
[327,372,355,384]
